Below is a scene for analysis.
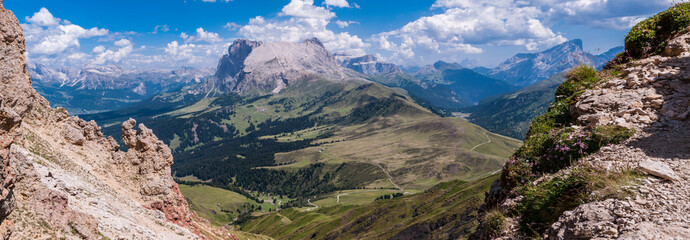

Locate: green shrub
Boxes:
[479,209,506,238]
[517,167,642,235]
[557,65,600,99]
[504,125,633,190]
[625,3,690,59]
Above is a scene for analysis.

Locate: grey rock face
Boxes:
[212,39,263,92]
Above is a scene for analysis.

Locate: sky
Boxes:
[5,0,678,70]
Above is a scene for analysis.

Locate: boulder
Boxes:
[638,160,680,181]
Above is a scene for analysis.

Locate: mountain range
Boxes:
[28,64,213,114]
[487,39,622,86]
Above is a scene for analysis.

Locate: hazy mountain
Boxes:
[400,65,421,73]
[29,63,213,114]
[463,41,623,139]
[336,54,401,75]
[413,61,516,104]
[488,39,622,86]
[369,71,472,111]
[335,57,472,112]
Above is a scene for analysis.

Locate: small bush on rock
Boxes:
[625,3,690,60]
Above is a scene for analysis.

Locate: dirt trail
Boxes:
[377,164,403,191]
[471,131,491,152]
[306,198,318,211]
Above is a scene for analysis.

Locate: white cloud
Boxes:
[164,41,195,61]
[239,0,367,55]
[114,39,132,47]
[181,27,223,43]
[25,7,60,26]
[539,0,674,30]
[93,39,133,64]
[92,45,106,54]
[21,8,231,69]
[28,24,109,55]
[280,0,335,19]
[375,0,565,63]
[335,20,358,28]
[432,0,673,30]
[153,24,170,33]
[160,40,229,65]
[324,0,350,8]
[22,8,108,58]
[201,0,232,2]
[224,22,241,31]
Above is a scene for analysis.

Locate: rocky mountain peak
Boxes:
[214,39,263,82]
[432,61,463,71]
[489,39,621,87]
[202,38,364,95]
[303,37,325,48]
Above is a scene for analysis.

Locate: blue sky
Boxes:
[5,0,675,69]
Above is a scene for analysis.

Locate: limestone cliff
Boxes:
[0,2,234,239]
[200,38,365,95]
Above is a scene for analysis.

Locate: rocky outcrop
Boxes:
[0,1,49,118]
[0,108,19,240]
[545,33,690,238]
[117,119,198,233]
[475,20,690,240]
[201,38,365,95]
[0,1,233,239]
[1,2,50,238]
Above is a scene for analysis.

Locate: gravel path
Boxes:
[471,131,491,152]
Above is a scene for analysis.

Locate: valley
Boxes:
[75,31,619,238]
[76,39,524,231]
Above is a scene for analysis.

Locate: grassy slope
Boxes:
[89,77,519,191]
[274,115,521,189]
[240,174,498,240]
[179,184,254,226]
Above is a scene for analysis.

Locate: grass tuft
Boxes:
[479,209,506,238]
